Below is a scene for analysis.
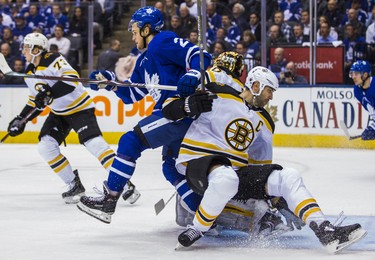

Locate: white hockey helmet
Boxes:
[245,66,278,96]
[22,33,48,52]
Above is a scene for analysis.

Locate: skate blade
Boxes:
[76,202,112,224]
[127,190,141,204]
[326,228,367,254]
[64,192,85,204]
[174,242,189,251]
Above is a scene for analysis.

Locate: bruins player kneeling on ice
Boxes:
[163,62,367,253]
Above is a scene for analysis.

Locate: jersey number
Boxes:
[174,38,189,48]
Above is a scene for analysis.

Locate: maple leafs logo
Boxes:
[264,104,278,123]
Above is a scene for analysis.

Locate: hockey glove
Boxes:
[184,92,217,117]
[278,208,305,231]
[274,197,305,231]
[34,84,52,109]
[361,125,375,140]
[177,69,201,98]
[7,115,26,137]
[89,70,116,91]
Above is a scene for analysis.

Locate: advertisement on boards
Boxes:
[269,46,345,84]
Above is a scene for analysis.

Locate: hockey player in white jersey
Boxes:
[6,32,139,204]
[163,64,367,253]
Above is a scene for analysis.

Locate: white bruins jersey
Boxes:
[204,66,244,93]
[25,52,94,115]
[247,107,274,165]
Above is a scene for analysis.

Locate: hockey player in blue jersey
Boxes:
[77,6,212,223]
[349,60,375,140]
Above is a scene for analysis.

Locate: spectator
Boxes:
[366,6,375,43]
[61,0,76,21]
[96,39,123,72]
[235,41,256,72]
[317,15,338,41]
[280,61,308,84]
[278,0,303,22]
[221,14,241,48]
[349,0,368,25]
[249,12,261,42]
[300,9,311,37]
[321,0,344,29]
[45,4,70,37]
[0,57,25,85]
[180,0,198,18]
[26,4,45,32]
[179,5,197,39]
[317,21,335,44]
[232,3,248,33]
[168,15,184,38]
[290,23,310,44]
[1,27,20,56]
[266,24,287,49]
[12,13,32,43]
[209,27,232,53]
[340,8,365,37]
[207,2,221,33]
[69,6,88,60]
[241,29,260,59]
[48,24,71,57]
[162,0,179,30]
[38,0,53,18]
[188,30,198,45]
[0,11,15,29]
[1,42,15,64]
[211,41,227,60]
[272,10,292,42]
[343,23,366,83]
[268,47,288,79]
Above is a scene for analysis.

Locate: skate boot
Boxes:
[257,211,291,238]
[122,181,141,204]
[310,220,367,253]
[62,169,85,204]
[175,225,204,250]
[77,181,122,224]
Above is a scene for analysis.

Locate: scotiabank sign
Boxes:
[270,46,344,84]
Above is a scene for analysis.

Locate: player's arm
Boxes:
[162,91,215,121]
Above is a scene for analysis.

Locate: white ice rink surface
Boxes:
[0,144,374,260]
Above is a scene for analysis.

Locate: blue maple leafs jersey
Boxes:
[114,31,211,110]
[354,77,375,119]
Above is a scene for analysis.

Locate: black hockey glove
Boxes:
[274,197,305,231]
[184,92,217,117]
[34,84,52,109]
[7,115,26,137]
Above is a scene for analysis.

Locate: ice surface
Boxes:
[0,144,374,260]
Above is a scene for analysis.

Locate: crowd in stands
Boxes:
[155,0,375,84]
[0,0,131,84]
[0,0,375,85]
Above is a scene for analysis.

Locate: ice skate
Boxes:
[62,169,85,204]
[310,220,367,254]
[175,225,203,250]
[77,181,121,224]
[256,211,291,238]
[122,181,141,204]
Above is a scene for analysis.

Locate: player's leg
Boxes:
[266,167,367,253]
[177,155,239,248]
[37,113,85,204]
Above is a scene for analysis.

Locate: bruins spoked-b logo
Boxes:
[225,118,254,151]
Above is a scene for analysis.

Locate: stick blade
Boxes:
[339,120,351,139]
[154,199,165,215]
[0,53,13,74]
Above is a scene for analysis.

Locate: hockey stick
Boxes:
[0,106,39,143]
[0,54,177,91]
[196,0,205,92]
[339,120,362,140]
[154,191,177,216]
